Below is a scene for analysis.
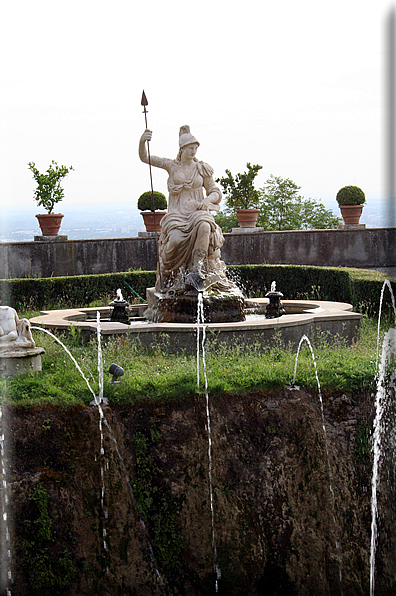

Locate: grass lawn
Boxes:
[0,314,389,407]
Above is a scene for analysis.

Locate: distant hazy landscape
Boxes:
[2,195,390,243]
[1,204,144,242]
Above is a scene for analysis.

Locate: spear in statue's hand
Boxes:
[141,91,156,215]
[141,90,161,286]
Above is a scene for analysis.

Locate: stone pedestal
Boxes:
[145,288,245,323]
[0,347,45,378]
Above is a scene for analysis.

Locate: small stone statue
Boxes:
[139,126,235,295]
[0,306,35,349]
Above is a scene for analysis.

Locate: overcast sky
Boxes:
[0,0,394,217]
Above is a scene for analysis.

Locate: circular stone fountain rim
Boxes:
[30,299,361,334]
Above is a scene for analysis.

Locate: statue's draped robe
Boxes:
[156,159,224,290]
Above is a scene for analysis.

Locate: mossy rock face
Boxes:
[336,185,366,206]
[137,191,167,211]
[6,388,396,595]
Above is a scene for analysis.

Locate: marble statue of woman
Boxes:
[139,126,233,294]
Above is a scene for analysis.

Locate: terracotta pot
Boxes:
[141,211,166,232]
[339,205,363,225]
[36,213,64,236]
[235,208,260,228]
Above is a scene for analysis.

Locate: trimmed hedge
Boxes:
[0,271,156,311]
[0,265,394,318]
[237,265,394,318]
[228,265,352,302]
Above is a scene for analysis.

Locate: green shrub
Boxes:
[28,161,74,214]
[336,186,366,206]
[228,264,352,303]
[216,163,262,210]
[22,483,77,594]
[1,265,394,317]
[0,271,156,311]
[137,191,167,211]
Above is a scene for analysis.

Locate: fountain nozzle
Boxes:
[265,281,286,319]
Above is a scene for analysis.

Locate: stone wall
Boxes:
[0,227,394,279]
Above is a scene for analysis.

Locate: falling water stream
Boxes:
[0,406,12,596]
[376,279,396,366]
[197,292,221,592]
[292,334,344,595]
[96,313,110,578]
[370,279,396,596]
[370,328,396,596]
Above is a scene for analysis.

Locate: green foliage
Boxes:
[258,175,340,230]
[348,268,396,317]
[29,482,53,541]
[22,483,77,594]
[0,270,156,311]
[1,265,393,318]
[137,190,167,211]
[214,211,239,233]
[0,314,382,407]
[132,424,183,580]
[355,421,372,462]
[336,185,366,206]
[216,163,263,210]
[28,161,74,214]
[354,419,372,493]
[228,264,352,303]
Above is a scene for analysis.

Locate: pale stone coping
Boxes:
[0,347,45,358]
[34,235,68,241]
[29,300,361,336]
[138,231,160,238]
[230,227,265,233]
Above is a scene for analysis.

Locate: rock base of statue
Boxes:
[145,288,245,324]
[0,347,45,378]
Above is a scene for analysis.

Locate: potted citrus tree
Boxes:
[216,163,262,227]
[28,160,74,236]
[336,185,366,225]
[138,191,167,232]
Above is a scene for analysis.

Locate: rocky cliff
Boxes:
[2,387,395,595]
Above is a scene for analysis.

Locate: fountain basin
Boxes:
[30,299,362,354]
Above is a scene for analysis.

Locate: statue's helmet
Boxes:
[179,125,199,148]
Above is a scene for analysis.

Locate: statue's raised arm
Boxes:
[139,129,173,172]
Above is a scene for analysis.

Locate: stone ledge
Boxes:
[138,231,160,238]
[29,300,362,353]
[34,235,68,242]
[230,227,265,233]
